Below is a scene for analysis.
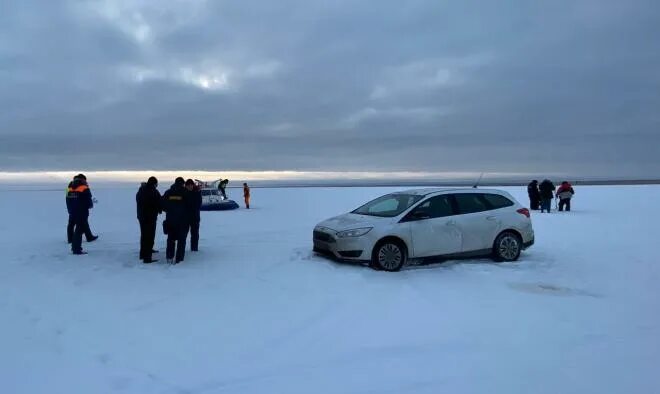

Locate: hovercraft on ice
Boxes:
[194,179,239,211]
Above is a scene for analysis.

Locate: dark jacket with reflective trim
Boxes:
[162,184,188,226]
[66,179,93,218]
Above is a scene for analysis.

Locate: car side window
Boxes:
[428,195,455,218]
[411,195,455,218]
[453,193,489,214]
[482,193,514,210]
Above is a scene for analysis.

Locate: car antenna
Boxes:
[472,172,484,188]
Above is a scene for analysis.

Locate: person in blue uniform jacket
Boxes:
[66,175,95,255]
[66,174,97,244]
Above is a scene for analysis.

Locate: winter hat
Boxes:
[147,176,158,186]
[175,177,185,186]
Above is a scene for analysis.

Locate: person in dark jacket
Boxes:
[162,177,189,264]
[136,176,162,263]
[538,179,555,213]
[66,175,95,254]
[527,180,540,210]
[66,174,97,244]
[185,179,202,252]
[555,181,575,212]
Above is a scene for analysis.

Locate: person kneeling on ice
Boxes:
[66,175,95,255]
[539,179,555,213]
[185,179,202,252]
[136,176,162,263]
[556,181,575,212]
[162,177,189,264]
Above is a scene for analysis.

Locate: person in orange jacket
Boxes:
[66,174,96,254]
[243,183,251,209]
[66,174,98,244]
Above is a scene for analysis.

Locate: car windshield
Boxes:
[352,194,423,217]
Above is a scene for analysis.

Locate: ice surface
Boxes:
[1,185,658,393]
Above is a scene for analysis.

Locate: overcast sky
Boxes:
[1,0,659,177]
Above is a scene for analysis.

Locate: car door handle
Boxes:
[486,216,497,221]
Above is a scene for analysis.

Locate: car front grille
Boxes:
[313,230,335,243]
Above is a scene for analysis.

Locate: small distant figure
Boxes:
[66,174,98,244]
[218,179,229,200]
[527,180,540,210]
[243,183,251,209]
[136,176,162,263]
[185,179,202,252]
[162,177,189,264]
[66,174,96,254]
[538,179,555,213]
[556,181,575,212]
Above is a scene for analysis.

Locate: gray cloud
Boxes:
[1,0,659,177]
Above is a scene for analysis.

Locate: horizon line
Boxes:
[0,170,534,183]
[0,170,657,186]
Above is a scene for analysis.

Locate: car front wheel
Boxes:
[492,232,522,262]
[372,240,407,271]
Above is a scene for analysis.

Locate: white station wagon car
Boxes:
[313,188,534,271]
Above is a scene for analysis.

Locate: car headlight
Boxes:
[336,227,373,238]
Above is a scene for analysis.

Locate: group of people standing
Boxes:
[65,174,252,260]
[136,177,201,264]
[527,179,575,213]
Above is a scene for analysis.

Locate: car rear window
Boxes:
[453,193,489,214]
[482,193,514,209]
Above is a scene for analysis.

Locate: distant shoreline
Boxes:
[235,179,660,188]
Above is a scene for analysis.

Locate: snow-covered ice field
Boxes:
[1,185,659,394]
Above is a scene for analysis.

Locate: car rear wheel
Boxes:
[372,240,407,271]
[492,231,522,262]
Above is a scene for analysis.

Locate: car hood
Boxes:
[316,213,392,232]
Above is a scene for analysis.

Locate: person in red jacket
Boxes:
[555,181,575,212]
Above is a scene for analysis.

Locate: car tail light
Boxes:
[517,208,530,218]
